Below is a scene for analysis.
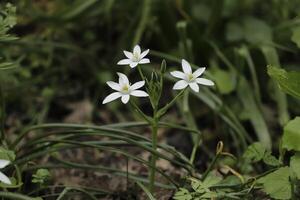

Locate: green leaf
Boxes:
[282,117,300,151]
[136,181,156,200]
[202,175,222,188]
[32,169,51,184]
[190,179,206,193]
[211,68,236,94]
[267,65,300,100]
[225,22,244,42]
[218,175,242,187]
[291,27,300,48]
[0,3,17,41]
[243,142,281,166]
[243,142,266,163]
[290,152,300,179]
[60,0,99,20]
[200,191,218,199]
[0,62,17,70]
[226,17,272,45]
[259,167,291,200]
[173,188,193,200]
[190,175,222,194]
[263,152,281,166]
[0,147,15,161]
[243,17,272,45]
[237,78,271,149]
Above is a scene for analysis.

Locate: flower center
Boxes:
[187,73,194,82]
[132,52,140,62]
[121,84,130,93]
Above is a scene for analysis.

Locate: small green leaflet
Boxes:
[282,117,300,151]
[225,17,272,45]
[267,65,300,100]
[0,147,15,161]
[291,27,300,48]
[173,188,193,200]
[258,167,291,200]
[211,68,236,94]
[32,169,51,184]
[190,175,222,194]
[243,142,265,163]
[243,142,281,166]
[290,152,300,179]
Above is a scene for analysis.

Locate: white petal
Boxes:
[121,94,130,104]
[123,51,133,59]
[140,49,149,58]
[189,82,199,92]
[130,90,149,97]
[130,62,138,68]
[133,45,141,55]
[173,80,188,90]
[182,59,192,74]
[117,72,129,85]
[106,81,120,91]
[139,58,150,64]
[0,159,10,169]
[130,81,145,90]
[0,172,11,185]
[117,59,132,65]
[193,67,206,78]
[102,92,122,104]
[196,78,215,86]
[170,71,186,79]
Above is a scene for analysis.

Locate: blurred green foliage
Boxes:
[1,0,299,151]
[0,0,300,198]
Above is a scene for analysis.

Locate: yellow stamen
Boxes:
[122,85,129,92]
[188,73,194,81]
[132,52,140,62]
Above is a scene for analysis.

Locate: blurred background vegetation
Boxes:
[2,0,300,168]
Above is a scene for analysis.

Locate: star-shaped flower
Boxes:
[102,72,149,104]
[0,159,11,185]
[170,59,214,92]
[117,45,150,68]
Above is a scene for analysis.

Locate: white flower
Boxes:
[102,72,149,104]
[170,59,214,92]
[0,159,11,185]
[117,45,150,68]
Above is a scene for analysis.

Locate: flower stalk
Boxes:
[103,46,215,196]
[149,113,158,193]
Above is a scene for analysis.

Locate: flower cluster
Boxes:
[102,45,214,104]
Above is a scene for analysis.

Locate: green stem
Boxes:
[149,117,158,194]
[0,192,36,200]
[148,89,186,193]
[56,187,97,200]
[189,137,201,165]
[201,154,220,180]
[0,82,6,145]
[291,177,296,200]
[181,91,201,166]
[137,65,145,81]
[14,164,22,192]
[130,101,152,123]
[157,89,185,118]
